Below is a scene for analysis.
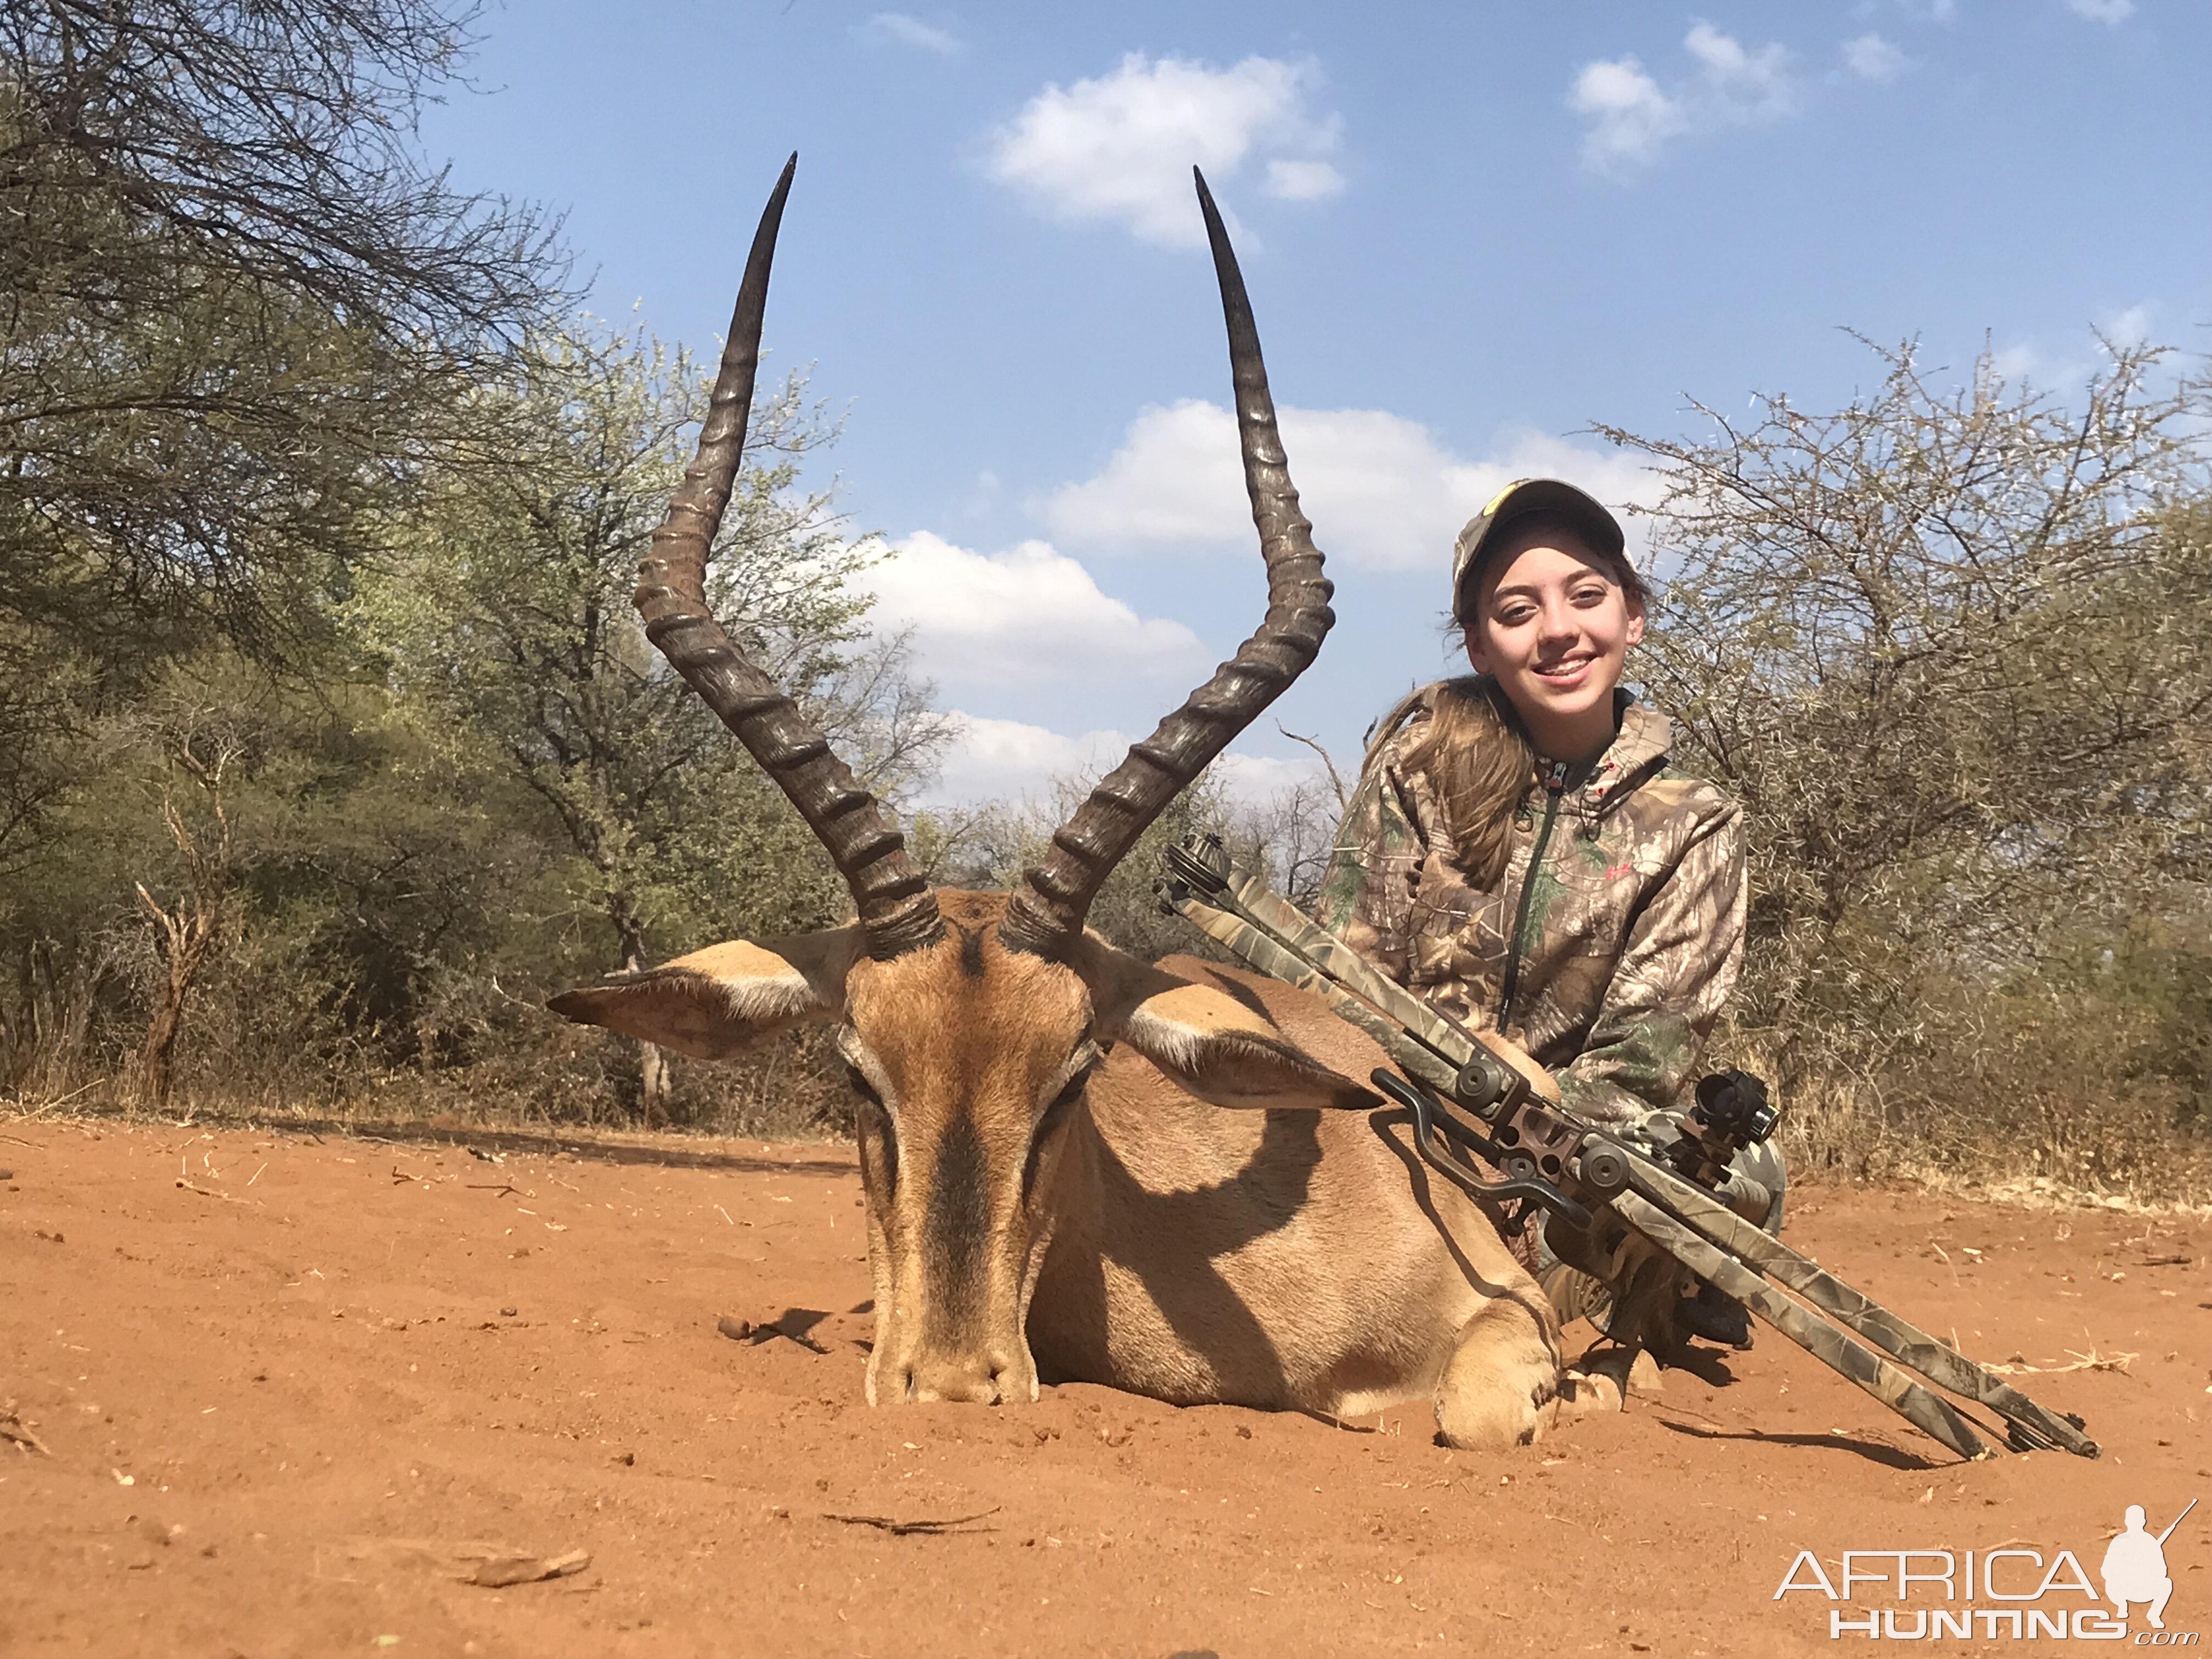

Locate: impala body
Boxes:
[552,158,1599,1446]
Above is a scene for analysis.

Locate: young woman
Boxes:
[1315,477,1778,1348]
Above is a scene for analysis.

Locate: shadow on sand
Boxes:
[1656,1417,1938,1471]
[40,1106,863,1178]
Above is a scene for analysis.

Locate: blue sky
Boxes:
[423,1,2210,804]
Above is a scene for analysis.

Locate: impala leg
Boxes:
[1431,1291,1564,1449]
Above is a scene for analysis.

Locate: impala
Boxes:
[552,157,1606,1446]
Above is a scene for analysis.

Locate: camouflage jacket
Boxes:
[1314,685,1745,1128]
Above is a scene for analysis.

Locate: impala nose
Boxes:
[904,1355,1005,1404]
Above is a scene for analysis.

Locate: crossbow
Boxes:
[1160,834,2097,1463]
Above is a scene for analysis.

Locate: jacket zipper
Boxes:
[1498,761,1570,1031]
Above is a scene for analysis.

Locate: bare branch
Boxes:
[1275,721,1351,814]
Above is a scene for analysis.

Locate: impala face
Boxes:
[837,896,1096,1403]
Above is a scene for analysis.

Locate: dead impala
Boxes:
[551,156,1610,1447]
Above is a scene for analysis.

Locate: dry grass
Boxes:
[1750,1052,2212,1209]
[1,1024,853,1148]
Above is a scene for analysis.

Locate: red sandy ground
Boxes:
[1,1117,2206,1659]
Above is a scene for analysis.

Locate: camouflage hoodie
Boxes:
[1314,682,1745,1129]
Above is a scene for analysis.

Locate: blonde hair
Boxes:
[1364,676,1534,890]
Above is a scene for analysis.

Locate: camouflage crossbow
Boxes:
[1159,834,2098,1463]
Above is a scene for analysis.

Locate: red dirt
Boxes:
[2,1118,2207,1658]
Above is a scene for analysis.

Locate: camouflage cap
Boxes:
[1451,478,1627,622]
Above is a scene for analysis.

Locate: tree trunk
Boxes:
[136,960,191,1109]
[130,738,236,1113]
[637,1037,670,1128]
[612,900,668,1129]
[133,909,217,1111]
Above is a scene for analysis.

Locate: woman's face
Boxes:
[1462,525,1645,761]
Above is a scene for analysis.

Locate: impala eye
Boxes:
[846,1072,896,1193]
[1042,1065,1093,1123]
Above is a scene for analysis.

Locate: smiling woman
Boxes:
[1456,499,1648,764]
[1314,477,1780,1352]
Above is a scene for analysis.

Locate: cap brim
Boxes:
[1451,478,1627,610]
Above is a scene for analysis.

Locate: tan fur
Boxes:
[552,892,1596,1446]
[1029,951,1573,1444]
[548,928,858,1059]
[1130,982,1277,1038]
[667,939,812,988]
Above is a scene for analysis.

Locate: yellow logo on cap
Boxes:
[1481,481,1527,520]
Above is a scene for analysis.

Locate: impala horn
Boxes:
[998,168,1335,959]
[634,154,943,961]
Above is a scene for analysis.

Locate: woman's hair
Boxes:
[1364,512,1651,888]
[1363,675,1533,890]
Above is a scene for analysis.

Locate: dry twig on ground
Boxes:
[2,1406,51,1455]
[823,1506,1000,1537]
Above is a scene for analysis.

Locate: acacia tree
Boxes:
[1,0,565,867]
[1598,337,2212,1080]
[357,325,945,1119]
[1,0,562,611]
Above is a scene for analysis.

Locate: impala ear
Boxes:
[548,928,860,1060]
[1080,944,1376,1113]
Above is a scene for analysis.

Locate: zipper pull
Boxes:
[1541,759,1570,793]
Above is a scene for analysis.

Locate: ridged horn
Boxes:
[634,154,942,961]
[998,168,1335,958]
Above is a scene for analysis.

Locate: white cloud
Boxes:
[920,714,1322,809]
[1842,32,1911,82]
[864,532,1204,690]
[922,713,1133,806]
[1038,401,1660,572]
[1989,311,2154,390]
[2099,301,2153,346]
[1989,335,2099,390]
[1570,25,1800,173]
[985,53,1344,247]
[2064,0,2135,22]
[1570,59,1688,171]
[1210,749,1324,803]
[1264,157,1346,202]
[1683,22,1797,119]
[860,12,960,54]
[1990,340,2045,383]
